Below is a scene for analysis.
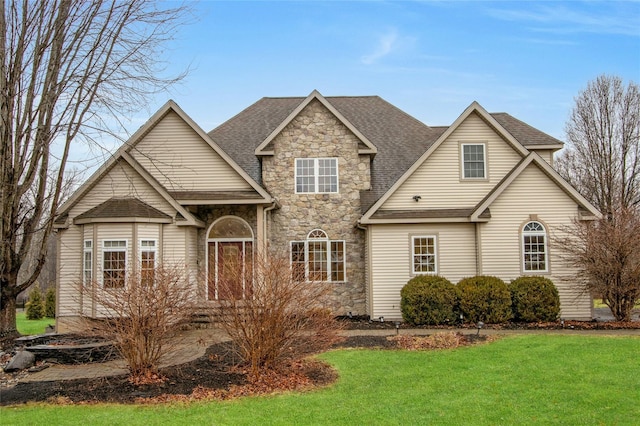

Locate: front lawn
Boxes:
[2,335,639,425]
[15,311,54,336]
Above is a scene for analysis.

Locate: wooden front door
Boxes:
[208,241,251,300]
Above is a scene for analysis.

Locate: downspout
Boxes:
[262,199,278,253]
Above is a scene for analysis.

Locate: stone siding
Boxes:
[262,99,370,315]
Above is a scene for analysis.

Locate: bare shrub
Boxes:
[555,208,640,321]
[82,264,195,383]
[214,252,344,379]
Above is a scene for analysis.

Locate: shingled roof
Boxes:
[74,198,172,223]
[208,95,564,212]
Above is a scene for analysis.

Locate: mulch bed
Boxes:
[2,317,638,406]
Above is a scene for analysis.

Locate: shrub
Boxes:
[217,252,344,380]
[509,276,560,322]
[457,276,512,324]
[400,275,458,325]
[84,264,195,383]
[25,286,45,320]
[45,287,56,318]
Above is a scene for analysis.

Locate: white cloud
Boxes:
[487,3,640,37]
[361,29,400,65]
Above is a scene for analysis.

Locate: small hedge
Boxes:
[457,275,512,324]
[509,276,560,322]
[400,275,458,325]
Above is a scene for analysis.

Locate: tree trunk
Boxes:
[0,289,20,343]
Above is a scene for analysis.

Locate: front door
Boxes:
[208,241,252,300]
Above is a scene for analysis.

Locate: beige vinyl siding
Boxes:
[382,113,523,210]
[57,226,83,319]
[69,161,175,219]
[131,110,252,191]
[161,224,187,266]
[480,163,591,319]
[370,223,477,319]
[530,149,554,166]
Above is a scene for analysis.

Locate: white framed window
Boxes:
[103,240,127,288]
[83,240,93,285]
[295,158,338,193]
[290,229,345,282]
[140,239,157,286]
[461,143,486,179]
[412,236,437,274]
[522,221,548,272]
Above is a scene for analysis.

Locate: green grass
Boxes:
[15,311,54,335]
[2,335,639,425]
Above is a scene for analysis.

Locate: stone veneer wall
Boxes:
[261,99,371,315]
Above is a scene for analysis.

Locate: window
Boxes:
[290,229,345,282]
[412,236,437,274]
[295,158,338,193]
[522,221,548,272]
[140,240,156,286]
[103,240,126,288]
[462,144,486,179]
[83,240,92,285]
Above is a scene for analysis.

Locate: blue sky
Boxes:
[136,1,639,147]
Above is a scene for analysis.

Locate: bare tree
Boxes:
[215,252,344,380]
[555,207,640,322]
[0,1,191,338]
[83,264,196,384]
[556,75,640,217]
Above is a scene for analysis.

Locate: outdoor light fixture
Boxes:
[476,321,484,336]
[561,318,565,329]
[413,195,422,202]
[394,321,401,335]
[379,316,384,323]
[348,311,353,319]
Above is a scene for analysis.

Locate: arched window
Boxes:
[290,229,345,282]
[522,221,548,272]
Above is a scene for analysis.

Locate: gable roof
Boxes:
[209,93,562,213]
[361,101,532,221]
[470,152,600,221]
[254,90,378,156]
[57,101,272,227]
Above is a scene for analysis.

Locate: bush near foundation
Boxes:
[509,276,560,322]
[457,276,512,324]
[400,275,458,325]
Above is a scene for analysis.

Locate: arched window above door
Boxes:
[208,216,253,239]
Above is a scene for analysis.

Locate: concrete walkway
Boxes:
[18,325,640,383]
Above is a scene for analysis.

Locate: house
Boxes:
[54,90,600,332]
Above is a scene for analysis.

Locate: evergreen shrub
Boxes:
[400,275,458,325]
[457,275,512,323]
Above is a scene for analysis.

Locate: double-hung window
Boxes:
[291,229,345,282]
[522,221,548,272]
[412,236,437,274]
[461,143,486,179]
[295,158,338,193]
[140,240,156,286]
[103,240,127,288]
[83,240,93,285]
